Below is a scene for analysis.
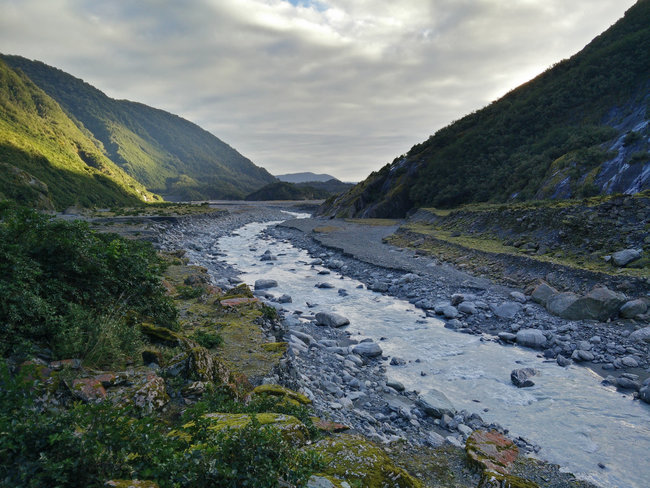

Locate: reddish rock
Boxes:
[71,378,107,402]
[466,430,519,475]
[312,418,350,433]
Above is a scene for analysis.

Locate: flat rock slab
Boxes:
[466,430,519,475]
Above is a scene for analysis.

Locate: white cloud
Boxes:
[0,0,637,181]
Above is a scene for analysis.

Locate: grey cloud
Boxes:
[0,0,637,181]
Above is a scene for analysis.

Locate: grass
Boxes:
[344,218,400,226]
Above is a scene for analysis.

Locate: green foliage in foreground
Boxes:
[0,364,321,487]
[0,203,177,364]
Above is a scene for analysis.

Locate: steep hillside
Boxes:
[244,181,329,201]
[0,59,159,209]
[320,0,650,218]
[2,55,277,201]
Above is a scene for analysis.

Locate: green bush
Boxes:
[176,284,204,299]
[191,329,224,349]
[0,203,177,364]
[0,363,321,487]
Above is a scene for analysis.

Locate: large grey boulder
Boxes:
[352,342,382,357]
[547,287,625,321]
[531,282,558,306]
[254,279,278,290]
[620,299,648,319]
[493,302,522,319]
[516,329,547,349]
[629,327,650,343]
[315,311,350,328]
[417,389,456,418]
[546,292,580,318]
[511,368,539,388]
[611,249,642,267]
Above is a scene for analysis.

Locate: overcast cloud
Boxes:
[0,0,637,181]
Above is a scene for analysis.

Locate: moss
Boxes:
[312,434,423,488]
[221,283,254,299]
[140,322,183,347]
[197,412,309,446]
[252,384,311,405]
[260,342,288,353]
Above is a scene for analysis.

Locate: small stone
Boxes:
[493,302,522,319]
[611,249,642,267]
[389,357,406,366]
[315,311,350,328]
[511,368,539,388]
[516,329,547,349]
[556,354,572,367]
[620,299,648,319]
[386,380,405,392]
[352,342,382,357]
[510,291,527,303]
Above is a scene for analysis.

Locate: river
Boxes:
[208,215,650,488]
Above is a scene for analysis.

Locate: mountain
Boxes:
[320,0,650,218]
[1,55,277,201]
[276,172,339,183]
[295,178,354,195]
[0,59,160,209]
[244,181,330,201]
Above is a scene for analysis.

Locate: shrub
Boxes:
[0,203,177,363]
[191,329,224,349]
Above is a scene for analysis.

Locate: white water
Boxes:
[213,217,649,488]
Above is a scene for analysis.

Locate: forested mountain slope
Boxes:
[320,0,650,218]
[0,59,159,209]
[2,55,277,201]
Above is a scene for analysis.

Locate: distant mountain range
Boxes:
[320,0,650,218]
[0,55,276,208]
[276,172,339,183]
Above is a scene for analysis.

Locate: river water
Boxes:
[212,216,649,488]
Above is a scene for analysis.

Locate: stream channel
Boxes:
[207,215,650,488]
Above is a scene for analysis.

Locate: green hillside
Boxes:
[0,59,159,210]
[320,0,650,217]
[1,55,277,201]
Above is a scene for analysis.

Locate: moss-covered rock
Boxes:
[187,346,231,384]
[140,322,184,347]
[189,412,309,446]
[221,283,255,299]
[311,434,423,488]
[252,384,311,405]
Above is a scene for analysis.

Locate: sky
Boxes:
[0,0,637,182]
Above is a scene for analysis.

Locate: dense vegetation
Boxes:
[0,204,323,487]
[0,203,176,363]
[1,55,277,201]
[0,59,158,210]
[321,0,650,217]
[245,181,330,201]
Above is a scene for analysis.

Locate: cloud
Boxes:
[0,0,637,181]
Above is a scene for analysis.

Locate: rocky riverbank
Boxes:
[158,205,612,487]
[270,217,650,401]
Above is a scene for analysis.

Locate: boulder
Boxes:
[531,282,558,306]
[315,311,350,328]
[441,305,460,319]
[620,299,648,319]
[509,291,527,303]
[315,282,335,289]
[511,368,539,388]
[130,374,169,413]
[611,249,642,267]
[458,302,478,315]
[498,332,517,343]
[254,279,278,290]
[628,327,650,343]
[466,430,519,475]
[546,292,580,319]
[639,386,650,405]
[547,287,625,321]
[515,329,547,349]
[493,302,521,319]
[352,342,382,357]
[417,388,456,418]
[187,346,230,384]
[201,412,309,445]
[70,377,106,403]
[105,481,159,488]
[251,384,311,405]
[556,354,572,367]
[312,434,421,488]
